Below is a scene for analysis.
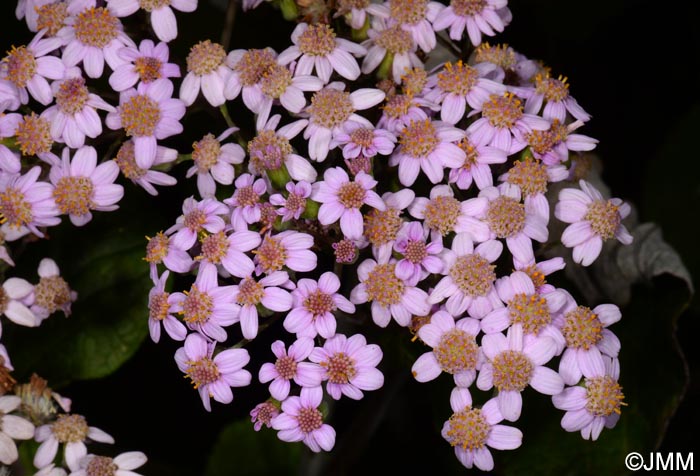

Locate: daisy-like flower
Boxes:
[514,257,566,293]
[166,196,227,251]
[49,146,124,226]
[433,0,511,46]
[58,0,135,78]
[32,1,71,37]
[231,271,293,340]
[269,181,312,222]
[390,118,465,186]
[0,166,60,238]
[0,395,35,465]
[169,264,239,342]
[109,39,181,92]
[180,39,232,106]
[186,128,244,198]
[196,228,261,278]
[303,84,385,161]
[361,20,423,82]
[16,0,58,32]
[147,270,186,343]
[312,167,385,240]
[259,338,324,401]
[284,272,356,339]
[428,233,502,318]
[393,221,443,285]
[0,113,22,174]
[442,389,522,471]
[350,257,430,327]
[254,231,316,275]
[555,180,633,266]
[270,386,336,453]
[106,79,185,169]
[250,401,280,431]
[552,357,624,440]
[368,0,444,53]
[448,135,507,191]
[278,23,367,83]
[523,73,591,123]
[477,326,564,421]
[144,231,193,274]
[310,333,384,400]
[113,140,178,196]
[176,333,252,411]
[34,414,114,470]
[409,185,489,241]
[0,31,64,105]
[30,258,77,321]
[335,0,373,29]
[525,119,598,167]
[224,48,278,108]
[108,0,198,42]
[13,112,61,167]
[363,189,414,262]
[556,301,621,385]
[467,92,550,155]
[42,68,115,149]
[223,174,267,230]
[69,451,147,476]
[331,121,396,159]
[412,311,481,387]
[377,93,432,134]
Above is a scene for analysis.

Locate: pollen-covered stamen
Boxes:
[85,456,118,476]
[525,127,556,155]
[298,24,337,56]
[437,61,479,96]
[382,94,413,119]
[185,357,220,388]
[35,276,72,314]
[236,278,265,306]
[255,236,288,273]
[54,177,95,216]
[36,2,69,37]
[474,43,516,69]
[192,134,221,173]
[297,407,323,433]
[199,231,228,264]
[424,195,461,236]
[284,193,307,216]
[507,157,549,196]
[434,329,479,374]
[585,200,621,240]
[51,414,89,443]
[409,314,430,338]
[234,49,277,86]
[390,0,428,25]
[375,26,413,54]
[456,137,479,170]
[365,263,405,306]
[337,182,366,209]
[399,119,439,157]
[562,305,603,349]
[404,239,427,263]
[274,355,298,380]
[350,128,375,148]
[259,204,277,231]
[134,56,162,83]
[183,209,207,233]
[492,350,533,391]
[2,45,37,88]
[508,293,550,335]
[585,376,625,417]
[345,155,372,176]
[182,285,213,324]
[114,141,147,180]
[449,254,496,297]
[15,113,53,156]
[364,208,402,246]
[0,288,8,314]
[149,292,170,321]
[260,64,293,99]
[73,7,120,48]
[145,232,169,263]
[308,89,354,129]
[401,68,428,96]
[187,40,226,76]
[333,239,357,263]
[120,94,161,137]
[248,130,292,172]
[254,402,278,426]
[232,186,260,208]
[445,406,490,451]
[139,0,171,11]
[482,93,524,129]
[0,187,32,229]
[535,74,570,102]
[452,0,487,16]
[486,196,526,238]
[324,352,357,384]
[56,78,90,115]
[523,264,547,288]
[303,289,336,317]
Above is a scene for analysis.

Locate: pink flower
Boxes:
[442,389,522,471]
[231,271,293,339]
[254,231,317,275]
[350,257,430,327]
[368,0,444,53]
[180,40,231,106]
[361,20,422,82]
[259,338,324,400]
[0,166,60,238]
[331,121,396,159]
[49,146,124,226]
[0,277,37,329]
[412,311,481,387]
[144,231,193,275]
[70,451,147,476]
[175,332,252,411]
[555,180,633,266]
[34,414,114,470]
[477,326,564,421]
[0,395,35,466]
[114,140,178,196]
[278,23,367,82]
[186,128,244,198]
[364,189,415,262]
[284,272,356,339]
[0,113,22,174]
[513,257,566,293]
[109,39,181,92]
[335,0,373,29]
[166,196,227,251]
[106,79,185,169]
[525,119,598,166]
[377,93,434,134]
[250,401,280,431]
[433,0,511,46]
[108,0,199,42]
[393,221,443,285]
[448,135,507,190]
[270,386,336,453]
[16,0,58,32]
[147,270,186,343]
[30,258,77,321]
[524,73,591,123]
[223,174,267,230]
[224,48,278,109]
[196,229,261,278]
[269,181,312,222]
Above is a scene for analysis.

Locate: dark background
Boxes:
[2,0,699,474]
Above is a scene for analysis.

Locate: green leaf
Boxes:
[205,418,301,476]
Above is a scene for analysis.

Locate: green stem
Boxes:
[219,103,236,129]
